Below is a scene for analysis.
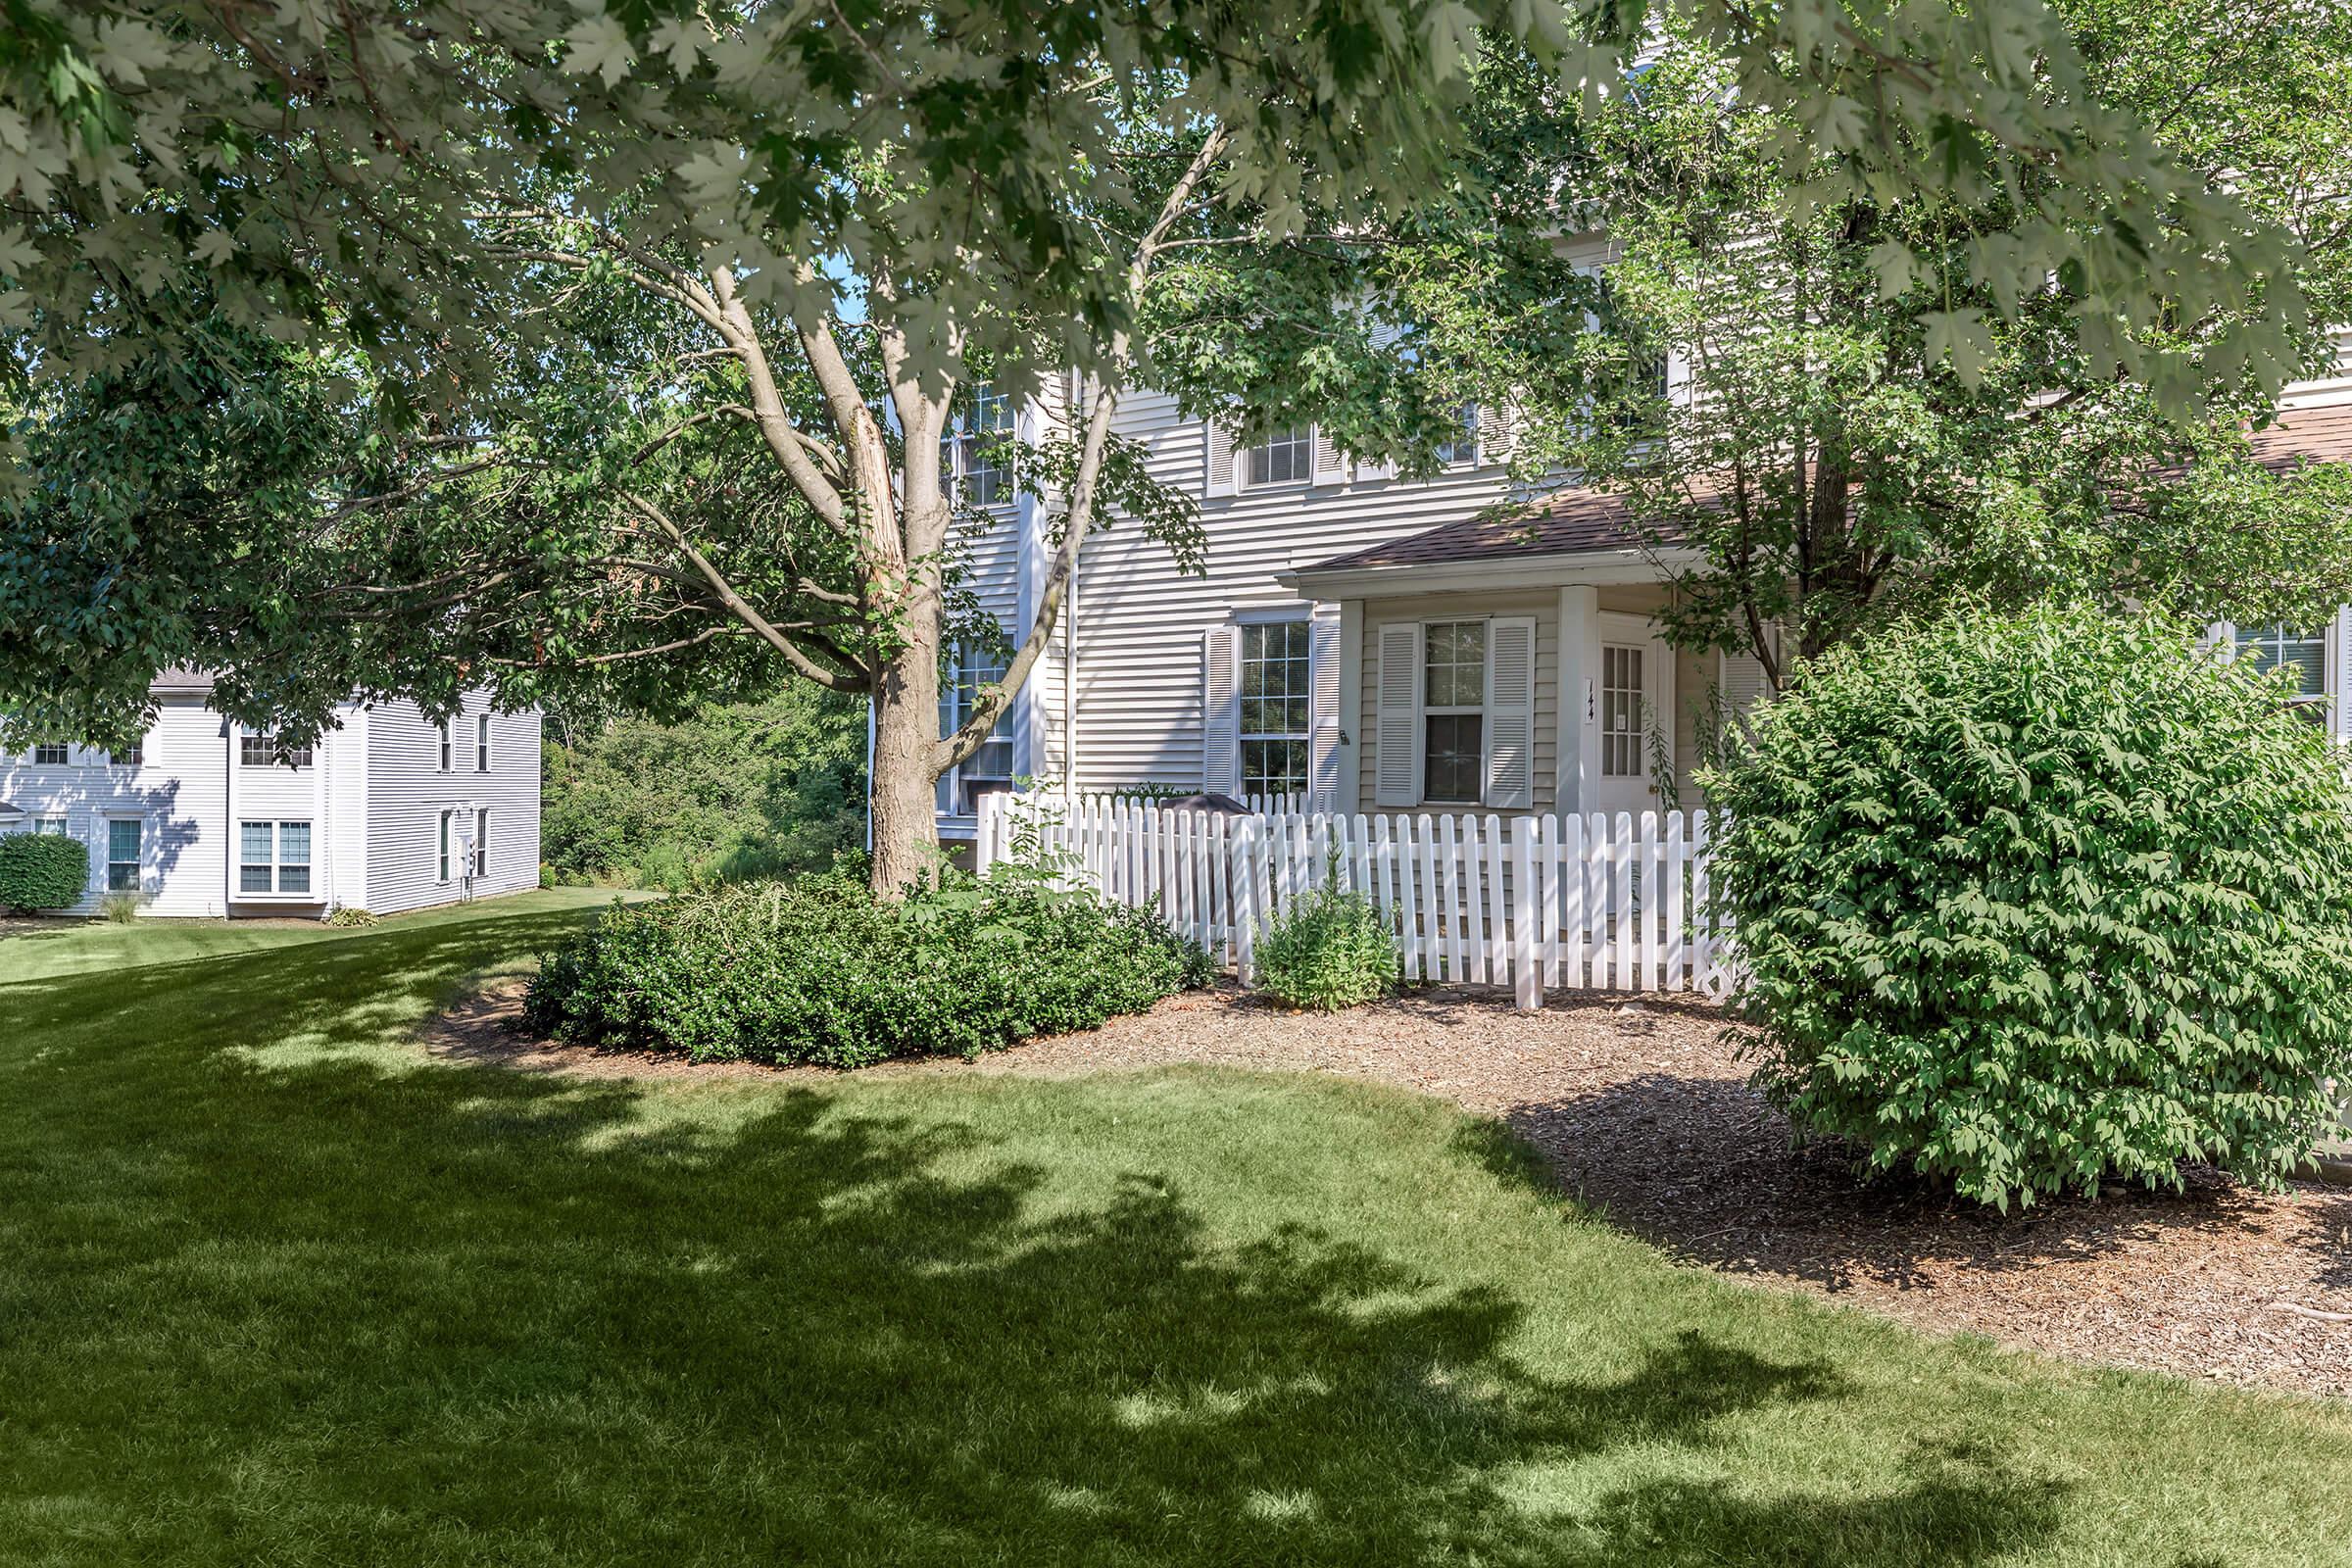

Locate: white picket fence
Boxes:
[976,793,1733,1009]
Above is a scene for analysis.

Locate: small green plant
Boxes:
[98,891,142,924]
[522,865,1210,1067]
[326,906,380,928]
[1255,858,1396,1010]
[1706,599,2352,1208]
[0,834,88,913]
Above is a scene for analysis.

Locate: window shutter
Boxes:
[1483,615,1537,809]
[1374,622,1422,808]
[1310,426,1348,488]
[1719,621,1782,726]
[1201,626,1242,795]
[1204,418,1237,497]
[2335,607,2352,744]
[1308,612,1343,808]
[1478,400,1517,463]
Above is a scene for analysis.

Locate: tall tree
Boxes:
[0,0,2327,887]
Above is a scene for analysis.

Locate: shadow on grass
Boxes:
[0,906,2076,1565]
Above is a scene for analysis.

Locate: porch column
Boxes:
[1335,599,1363,813]
[1555,585,1599,815]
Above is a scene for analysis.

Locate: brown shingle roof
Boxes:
[1298,400,2352,577]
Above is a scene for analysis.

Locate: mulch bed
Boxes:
[426,981,2352,1400]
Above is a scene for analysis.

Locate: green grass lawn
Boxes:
[3,893,2348,1566]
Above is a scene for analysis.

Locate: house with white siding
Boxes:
[941,332,2352,838]
[0,670,542,918]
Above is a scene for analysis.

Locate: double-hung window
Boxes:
[31,743,68,765]
[1421,621,1487,805]
[33,814,68,836]
[1245,426,1312,487]
[2233,623,2328,712]
[438,810,453,882]
[1434,404,1481,466]
[240,733,313,768]
[1239,621,1311,800]
[239,819,312,895]
[473,808,489,878]
[475,714,493,772]
[952,383,1017,507]
[938,644,1014,817]
[437,721,454,772]
[106,818,143,893]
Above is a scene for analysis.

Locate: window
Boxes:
[31,743,68,765]
[2233,623,2327,704]
[1434,404,1480,466]
[239,819,312,895]
[438,722,454,772]
[110,743,142,766]
[438,810,452,882]
[1245,426,1311,487]
[1423,621,1487,804]
[473,808,489,878]
[475,714,492,772]
[239,733,313,768]
[1239,621,1311,800]
[33,815,68,836]
[106,818,141,893]
[939,644,1014,817]
[953,383,1017,507]
[1601,644,1646,776]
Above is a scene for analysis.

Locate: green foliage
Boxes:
[522,869,1212,1067]
[1255,878,1397,1011]
[541,691,866,892]
[97,892,141,924]
[1704,600,2352,1208]
[0,833,86,912]
[326,906,380,929]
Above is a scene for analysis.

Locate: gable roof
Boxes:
[1296,400,2352,579]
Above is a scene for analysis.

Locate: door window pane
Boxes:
[1601,644,1646,777]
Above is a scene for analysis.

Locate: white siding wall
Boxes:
[0,697,230,916]
[363,695,544,916]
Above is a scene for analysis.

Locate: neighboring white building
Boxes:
[941,330,2352,839]
[0,670,542,918]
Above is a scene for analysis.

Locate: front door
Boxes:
[1592,612,1673,820]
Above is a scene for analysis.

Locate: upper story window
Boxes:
[952,383,1017,507]
[31,743,69,765]
[240,733,313,768]
[1434,404,1480,466]
[110,744,143,766]
[1422,621,1487,805]
[475,714,493,772]
[2233,623,2327,702]
[1239,621,1311,800]
[438,722,454,772]
[1245,427,1311,487]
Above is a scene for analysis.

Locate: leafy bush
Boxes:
[326,906,379,928]
[541,690,865,891]
[1255,878,1396,1010]
[0,834,88,912]
[1705,600,2352,1208]
[522,867,1212,1066]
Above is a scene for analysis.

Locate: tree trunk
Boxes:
[867,625,944,897]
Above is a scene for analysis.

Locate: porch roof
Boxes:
[1298,485,1668,576]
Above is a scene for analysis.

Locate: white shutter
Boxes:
[1478,400,1517,463]
[1374,622,1422,808]
[2334,607,2352,744]
[1201,625,1242,795]
[1310,426,1348,488]
[1308,611,1343,808]
[1483,615,1537,809]
[1204,418,1238,497]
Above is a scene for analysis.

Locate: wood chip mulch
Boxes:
[425,981,2352,1400]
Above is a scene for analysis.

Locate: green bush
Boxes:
[521,867,1212,1067]
[326,906,379,928]
[1255,879,1396,1010]
[0,834,89,912]
[1705,599,2352,1208]
[98,892,142,924]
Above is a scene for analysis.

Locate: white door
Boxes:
[1592,612,1673,819]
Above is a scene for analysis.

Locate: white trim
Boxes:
[236,816,317,901]
[1286,545,1708,602]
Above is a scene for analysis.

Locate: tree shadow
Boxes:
[0,911,2083,1564]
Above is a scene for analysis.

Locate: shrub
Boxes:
[98,892,142,924]
[1704,599,2352,1208]
[0,834,89,912]
[1255,878,1396,1010]
[326,906,379,928]
[521,867,1212,1066]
